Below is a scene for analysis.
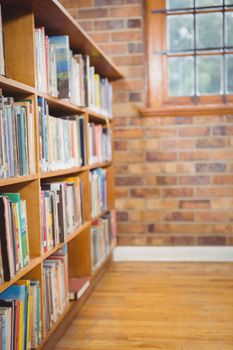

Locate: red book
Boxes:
[69,277,90,300]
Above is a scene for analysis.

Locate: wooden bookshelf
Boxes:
[0,0,121,348]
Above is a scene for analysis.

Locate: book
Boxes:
[91,212,113,271]
[0,94,35,179]
[43,248,69,335]
[69,277,90,301]
[38,97,86,172]
[41,179,84,252]
[88,123,112,165]
[48,35,70,99]
[90,168,107,219]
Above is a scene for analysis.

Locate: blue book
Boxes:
[48,36,71,99]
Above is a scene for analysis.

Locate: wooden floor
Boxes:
[55,262,233,350]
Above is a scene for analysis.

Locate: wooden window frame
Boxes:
[142,0,233,116]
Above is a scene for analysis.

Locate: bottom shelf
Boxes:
[40,252,113,350]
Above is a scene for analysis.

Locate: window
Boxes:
[145,0,233,115]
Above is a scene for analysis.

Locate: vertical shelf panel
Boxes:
[68,227,92,278]
[2,5,36,86]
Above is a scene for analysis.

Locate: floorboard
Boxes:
[55,262,233,350]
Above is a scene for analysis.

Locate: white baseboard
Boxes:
[113,246,233,262]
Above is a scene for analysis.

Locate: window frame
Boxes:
[144,0,233,116]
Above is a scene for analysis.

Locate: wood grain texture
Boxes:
[55,262,233,350]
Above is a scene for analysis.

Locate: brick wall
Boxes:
[61,0,233,246]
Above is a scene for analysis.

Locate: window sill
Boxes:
[140,104,233,117]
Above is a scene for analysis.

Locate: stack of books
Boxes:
[0,193,30,283]
[0,94,35,179]
[35,30,112,116]
[91,212,113,271]
[41,178,84,253]
[0,279,42,349]
[88,123,112,165]
[38,97,86,172]
[43,245,69,335]
[90,168,107,218]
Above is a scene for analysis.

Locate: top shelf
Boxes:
[1,0,123,81]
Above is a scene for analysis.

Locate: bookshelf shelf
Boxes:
[0,0,120,347]
[40,166,89,179]
[91,209,110,223]
[0,174,38,186]
[66,221,91,243]
[0,257,41,294]
[0,74,35,94]
[37,91,86,115]
[89,161,112,170]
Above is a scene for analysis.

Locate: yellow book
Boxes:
[16,280,31,350]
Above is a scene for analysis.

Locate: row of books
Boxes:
[90,169,108,219]
[38,97,86,172]
[88,123,112,165]
[43,246,69,336]
[0,94,35,179]
[91,213,114,271]
[0,279,41,349]
[35,29,112,116]
[41,179,84,253]
[0,193,29,284]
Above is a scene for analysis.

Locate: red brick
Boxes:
[116,176,144,186]
[130,188,160,198]
[146,152,177,162]
[195,187,229,197]
[179,126,210,137]
[162,188,194,198]
[78,8,108,19]
[111,30,142,42]
[129,211,160,222]
[180,200,210,209]
[213,125,233,135]
[94,19,125,31]
[113,55,144,66]
[161,139,194,150]
[100,43,127,55]
[179,151,210,161]
[196,163,226,173]
[60,0,92,8]
[113,117,128,127]
[196,212,228,222]
[171,236,196,245]
[197,236,226,245]
[95,0,124,6]
[117,223,145,234]
[109,5,142,17]
[117,211,129,222]
[196,138,226,148]
[114,140,127,150]
[127,18,141,28]
[162,212,194,222]
[115,128,143,138]
[213,175,233,185]
[157,176,177,186]
[90,32,110,44]
[114,151,144,163]
[128,42,143,53]
[180,176,210,186]
[145,127,177,138]
[115,188,129,198]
